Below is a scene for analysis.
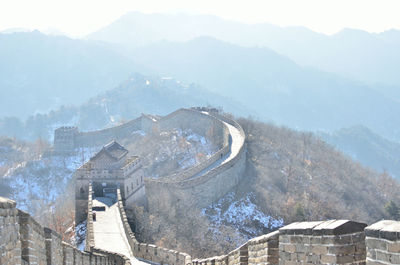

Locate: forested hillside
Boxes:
[128,115,400,258]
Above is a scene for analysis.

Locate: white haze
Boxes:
[0,0,400,37]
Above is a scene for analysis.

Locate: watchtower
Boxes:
[53,126,78,153]
[75,140,146,224]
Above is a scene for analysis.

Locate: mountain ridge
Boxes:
[87,12,400,87]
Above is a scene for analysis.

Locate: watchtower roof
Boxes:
[90,140,128,162]
[55,126,78,133]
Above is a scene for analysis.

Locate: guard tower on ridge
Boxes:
[74,140,146,224]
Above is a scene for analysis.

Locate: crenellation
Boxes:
[0,196,131,265]
[365,220,400,265]
[279,220,367,265]
[2,193,400,265]
[44,227,63,265]
[0,197,21,265]
[18,209,47,265]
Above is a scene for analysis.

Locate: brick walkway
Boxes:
[92,198,151,265]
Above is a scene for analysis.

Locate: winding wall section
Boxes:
[55,108,247,213]
[144,109,247,212]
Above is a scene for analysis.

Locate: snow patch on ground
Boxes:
[142,128,217,178]
[202,192,283,239]
[73,221,87,251]
[5,147,100,213]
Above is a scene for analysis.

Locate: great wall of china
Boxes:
[65,108,246,220]
[1,107,400,265]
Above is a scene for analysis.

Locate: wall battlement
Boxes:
[3,108,396,265]
[0,196,131,265]
[2,193,400,265]
[144,109,247,212]
[191,219,400,265]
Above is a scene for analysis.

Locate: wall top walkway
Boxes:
[92,198,151,264]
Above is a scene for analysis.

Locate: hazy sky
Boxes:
[1,0,399,37]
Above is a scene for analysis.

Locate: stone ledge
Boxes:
[365,220,400,241]
[248,230,279,245]
[44,227,62,240]
[0,196,16,209]
[279,220,367,236]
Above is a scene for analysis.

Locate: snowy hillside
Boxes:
[202,192,283,240]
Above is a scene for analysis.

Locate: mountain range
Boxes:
[88,12,400,87]
[119,37,400,141]
[2,12,400,181]
[319,126,400,179]
[0,30,139,118]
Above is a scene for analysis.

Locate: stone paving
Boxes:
[92,198,151,265]
[223,121,244,164]
[190,120,244,179]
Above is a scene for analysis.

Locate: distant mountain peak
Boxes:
[1,27,33,34]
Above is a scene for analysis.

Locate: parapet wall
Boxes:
[365,220,400,265]
[145,111,246,212]
[156,110,231,182]
[0,197,21,265]
[192,219,400,265]
[18,210,47,265]
[3,192,400,265]
[279,220,367,265]
[53,116,145,153]
[116,189,192,265]
[158,108,228,149]
[0,196,131,265]
[192,231,279,265]
[85,183,95,252]
[54,108,227,152]
[74,117,143,148]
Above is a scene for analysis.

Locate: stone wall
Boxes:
[45,227,63,265]
[116,189,192,265]
[192,231,279,265]
[365,220,400,265]
[4,192,400,265]
[18,210,47,265]
[53,116,144,152]
[192,220,372,265]
[145,111,246,213]
[248,231,279,265]
[0,196,131,265]
[279,220,367,265]
[74,116,143,148]
[158,108,227,148]
[85,183,95,252]
[125,184,146,209]
[56,108,225,152]
[0,197,21,265]
[58,108,244,217]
